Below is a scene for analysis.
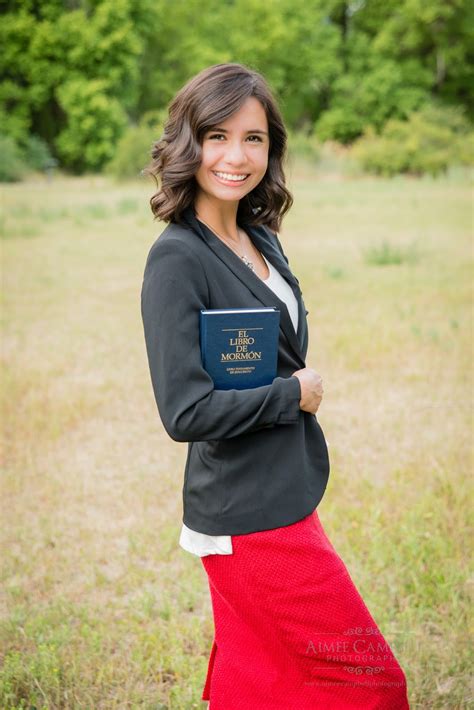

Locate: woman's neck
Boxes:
[194,197,240,243]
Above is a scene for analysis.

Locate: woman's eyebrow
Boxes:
[209,127,269,135]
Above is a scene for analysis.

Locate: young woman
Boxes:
[141,63,409,709]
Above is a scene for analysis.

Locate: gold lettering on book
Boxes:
[220,328,262,363]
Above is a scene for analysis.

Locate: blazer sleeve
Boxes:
[140,238,302,442]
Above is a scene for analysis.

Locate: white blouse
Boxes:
[179,252,300,556]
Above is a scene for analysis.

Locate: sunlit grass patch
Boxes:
[2,363,108,467]
[116,198,140,215]
[362,239,421,266]
[0,169,471,708]
[37,206,71,222]
[1,219,42,240]
[81,202,110,220]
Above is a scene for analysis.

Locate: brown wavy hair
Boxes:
[144,63,293,233]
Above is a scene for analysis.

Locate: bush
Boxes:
[314,108,365,145]
[352,104,474,177]
[0,135,26,182]
[105,113,165,180]
[22,135,56,171]
[287,129,322,163]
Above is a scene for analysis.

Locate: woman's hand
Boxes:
[291,368,324,414]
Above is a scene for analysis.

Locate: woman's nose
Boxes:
[224,141,247,164]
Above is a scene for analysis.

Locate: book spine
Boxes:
[199,311,206,368]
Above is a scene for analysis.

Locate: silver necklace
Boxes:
[197,216,255,271]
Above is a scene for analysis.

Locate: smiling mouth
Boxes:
[212,171,250,184]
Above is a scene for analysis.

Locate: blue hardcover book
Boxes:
[200,307,280,390]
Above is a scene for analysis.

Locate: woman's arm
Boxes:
[141,238,301,442]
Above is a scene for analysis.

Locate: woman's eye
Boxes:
[208,134,263,142]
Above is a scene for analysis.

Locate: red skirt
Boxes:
[201,508,409,709]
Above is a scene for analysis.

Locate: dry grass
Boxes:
[1,167,472,708]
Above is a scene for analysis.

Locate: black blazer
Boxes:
[141,204,330,535]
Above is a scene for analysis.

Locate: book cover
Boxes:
[200,307,280,390]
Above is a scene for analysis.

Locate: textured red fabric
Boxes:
[201,508,409,709]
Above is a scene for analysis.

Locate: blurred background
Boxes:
[1,1,473,708]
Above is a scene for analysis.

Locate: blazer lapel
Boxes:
[181,206,307,366]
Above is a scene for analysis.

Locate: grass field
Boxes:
[1,164,472,708]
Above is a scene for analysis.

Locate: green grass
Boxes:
[1,168,472,708]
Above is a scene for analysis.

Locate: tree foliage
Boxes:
[1,0,472,173]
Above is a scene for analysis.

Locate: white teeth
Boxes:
[213,171,249,182]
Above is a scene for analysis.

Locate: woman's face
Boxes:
[195,96,269,204]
